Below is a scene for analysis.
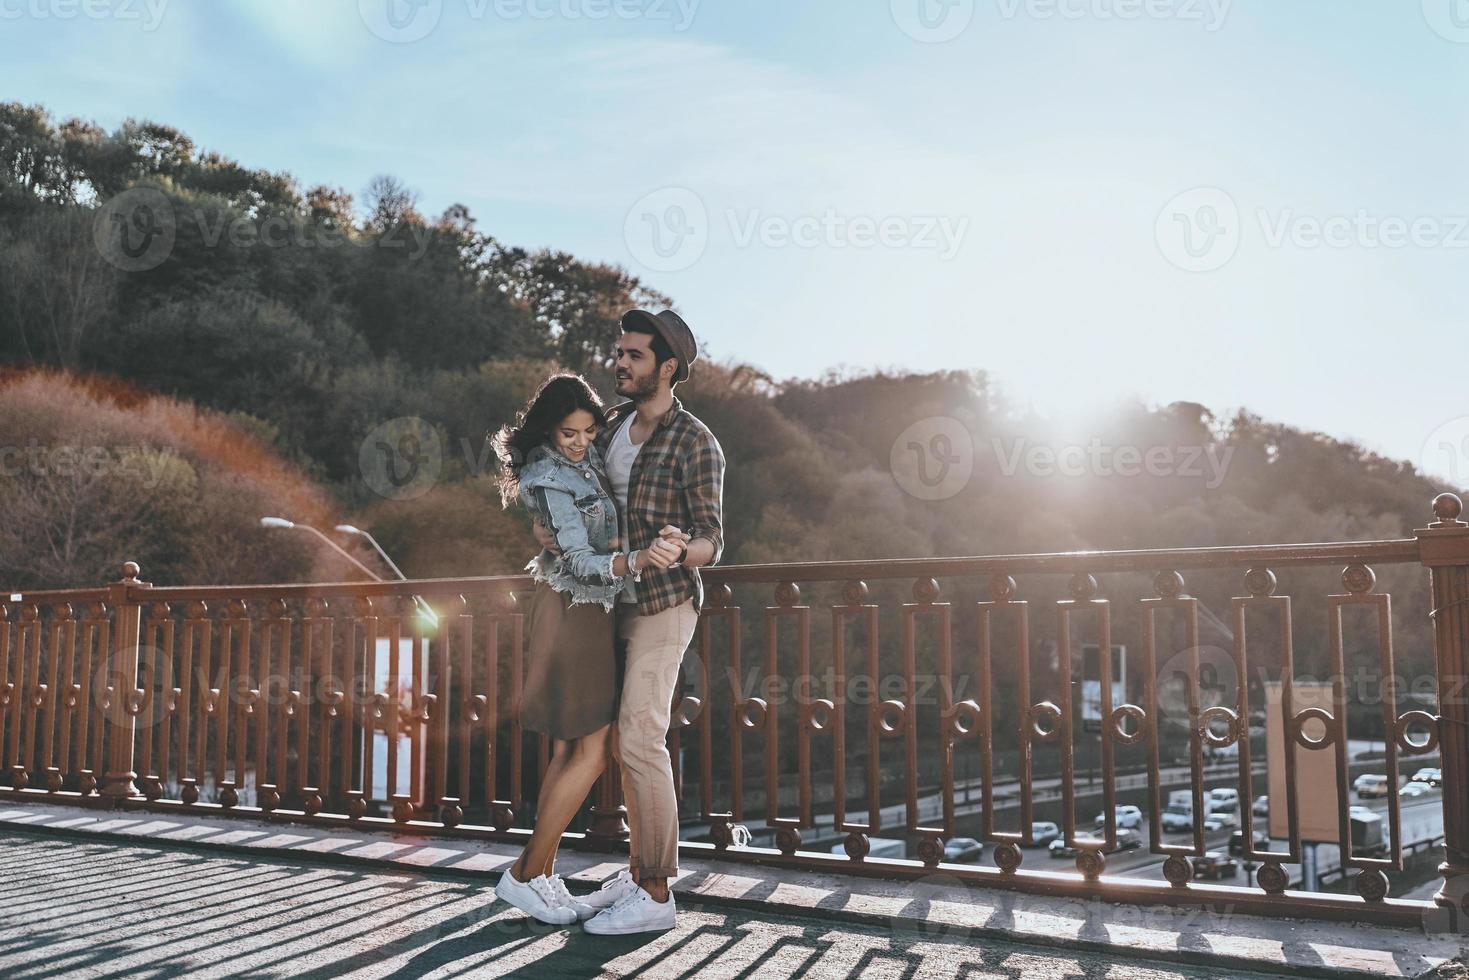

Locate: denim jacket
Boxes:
[517,442,629,611]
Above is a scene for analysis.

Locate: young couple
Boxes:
[489,309,725,935]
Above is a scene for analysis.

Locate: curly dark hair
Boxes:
[492,373,609,508]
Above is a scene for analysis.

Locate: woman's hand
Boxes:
[532,518,560,554]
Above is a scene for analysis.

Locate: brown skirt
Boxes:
[519,581,619,740]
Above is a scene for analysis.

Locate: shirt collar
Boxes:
[607,395,682,433]
[533,441,597,471]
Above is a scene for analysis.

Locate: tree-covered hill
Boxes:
[0,101,1451,602]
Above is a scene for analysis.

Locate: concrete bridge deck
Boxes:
[2,802,1463,979]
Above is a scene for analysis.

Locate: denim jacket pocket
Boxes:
[574,492,605,520]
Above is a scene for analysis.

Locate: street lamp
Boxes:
[335,524,406,580]
[334,524,438,630]
[260,516,382,581]
[260,517,437,629]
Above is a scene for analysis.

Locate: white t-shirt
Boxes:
[604,413,645,604]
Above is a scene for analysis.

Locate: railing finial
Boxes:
[1432,492,1465,527]
[120,561,141,583]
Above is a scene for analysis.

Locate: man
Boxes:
[535,308,725,935]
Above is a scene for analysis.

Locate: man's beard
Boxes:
[617,370,659,402]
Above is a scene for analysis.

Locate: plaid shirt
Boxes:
[596,395,726,616]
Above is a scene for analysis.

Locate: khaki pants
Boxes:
[612,597,699,879]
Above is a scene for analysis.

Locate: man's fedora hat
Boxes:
[621,309,698,384]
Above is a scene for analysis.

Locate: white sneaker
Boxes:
[580,869,639,913]
[583,886,677,935]
[545,874,596,922]
[494,871,578,926]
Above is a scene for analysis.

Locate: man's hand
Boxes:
[532,518,560,554]
[638,537,683,569]
[657,525,691,546]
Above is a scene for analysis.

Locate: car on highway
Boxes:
[1030,821,1061,847]
[1161,805,1227,833]
[1208,788,1240,809]
[1113,827,1143,851]
[1191,851,1240,880]
[1354,774,1392,799]
[943,837,984,863]
[1207,803,1240,828]
[1252,795,1269,817]
[1228,830,1270,856]
[1093,805,1144,830]
[1048,828,1141,858]
[1049,835,1100,859]
[1411,767,1442,787]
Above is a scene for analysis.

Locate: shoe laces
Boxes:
[599,870,633,893]
[528,875,559,906]
[547,875,577,906]
[607,885,648,914]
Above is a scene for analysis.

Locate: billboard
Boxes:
[1265,680,1340,843]
[1080,643,1127,731]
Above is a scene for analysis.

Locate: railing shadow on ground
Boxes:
[3,492,1469,929]
[2,828,1293,980]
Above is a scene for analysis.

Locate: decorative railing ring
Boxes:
[949,699,982,740]
[466,693,487,723]
[1396,710,1439,756]
[803,698,835,733]
[673,695,703,728]
[737,698,768,731]
[369,691,390,722]
[877,699,907,736]
[1293,707,1337,750]
[1200,705,1241,747]
[1110,704,1147,745]
[1031,700,1063,742]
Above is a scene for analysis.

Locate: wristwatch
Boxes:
[675,544,688,566]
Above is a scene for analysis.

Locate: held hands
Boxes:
[532,518,690,568]
[638,531,685,571]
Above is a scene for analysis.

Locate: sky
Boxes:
[4,0,1468,485]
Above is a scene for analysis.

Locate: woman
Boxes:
[488,372,678,926]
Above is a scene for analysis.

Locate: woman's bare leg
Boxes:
[513,725,611,880]
[511,737,573,881]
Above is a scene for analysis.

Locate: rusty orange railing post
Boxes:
[1416,494,1469,915]
[98,561,148,805]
